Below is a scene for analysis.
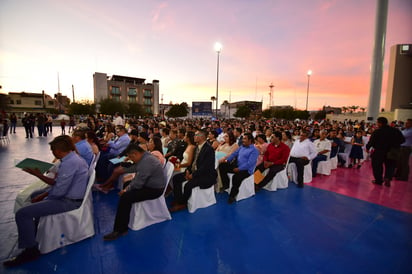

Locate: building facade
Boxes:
[220,100,263,119]
[93,72,159,115]
[7,91,57,116]
[385,44,412,111]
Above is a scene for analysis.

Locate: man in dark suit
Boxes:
[366,117,405,187]
[169,129,217,212]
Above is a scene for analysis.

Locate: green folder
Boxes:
[15,158,54,174]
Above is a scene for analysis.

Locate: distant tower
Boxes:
[268,82,274,108]
[72,84,75,103]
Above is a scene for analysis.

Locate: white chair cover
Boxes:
[263,169,288,191]
[288,162,312,184]
[317,159,332,176]
[128,162,173,231]
[182,181,216,213]
[36,170,96,254]
[330,156,338,170]
[225,174,255,201]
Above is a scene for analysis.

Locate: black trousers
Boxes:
[371,150,396,183]
[24,126,32,138]
[395,146,411,181]
[219,162,250,198]
[289,157,310,186]
[113,187,163,232]
[255,163,285,188]
[172,172,200,205]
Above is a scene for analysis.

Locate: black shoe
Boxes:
[103,231,128,241]
[384,179,391,187]
[3,247,40,267]
[297,183,304,188]
[372,180,383,185]
[357,165,361,169]
[254,185,261,192]
[228,197,236,204]
[348,164,353,168]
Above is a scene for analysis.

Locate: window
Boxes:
[144,98,151,105]
[144,89,151,97]
[128,88,137,102]
[145,107,152,113]
[128,88,137,96]
[48,101,54,106]
[111,96,121,102]
[16,100,21,105]
[9,99,14,104]
[111,86,120,95]
[34,100,42,106]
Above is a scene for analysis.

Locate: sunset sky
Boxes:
[1,0,411,110]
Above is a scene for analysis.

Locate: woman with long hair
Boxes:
[216,131,239,161]
[177,131,196,173]
[148,136,165,166]
[86,131,100,155]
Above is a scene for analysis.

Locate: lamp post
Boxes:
[214,42,222,118]
[305,70,312,111]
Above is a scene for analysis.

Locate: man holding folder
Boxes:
[4,136,89,267]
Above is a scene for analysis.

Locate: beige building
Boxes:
[220,100,263,119]
[8,91,56,116]
[93,72,159,115]
[385,44,412,111]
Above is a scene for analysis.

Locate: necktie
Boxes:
[192,146,200,172]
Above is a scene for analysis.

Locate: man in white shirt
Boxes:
[312,130,331,177]
[113,112,124,126]
[289,130,317,187]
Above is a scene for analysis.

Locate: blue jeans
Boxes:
[15,199,80,249]
[312,154,327,176]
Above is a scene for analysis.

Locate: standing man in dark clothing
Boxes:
[37,113,46,137]
[10,113,17,134]
[22,114,33,138]
[366,117,405,187]
[396,119,411,181]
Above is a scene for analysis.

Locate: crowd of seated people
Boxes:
[6,114,410,267]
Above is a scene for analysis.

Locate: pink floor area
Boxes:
[308,159,412,214]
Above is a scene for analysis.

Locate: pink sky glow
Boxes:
[0,0,411,110]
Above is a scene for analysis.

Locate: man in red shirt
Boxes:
[255,131,290,191]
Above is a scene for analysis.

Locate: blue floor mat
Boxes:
[2,184,412,274]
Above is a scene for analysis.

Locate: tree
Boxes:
[349,105,359,113]
[360,107,366,113]
[314,110,326,120]
[262,109,272,118]
[127,103,145,117]
[0,94,10,113]
[99,98,127,115]
[68,102,96,115]
[233,105,251,119]
[166,103,188,118]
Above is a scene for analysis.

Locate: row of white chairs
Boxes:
[32,154,291,254]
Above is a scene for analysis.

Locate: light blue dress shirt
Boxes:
[227,145,259,175]
[48,151,89,200]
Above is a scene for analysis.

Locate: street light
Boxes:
[305,70,312,111]
[214,42,222,118]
